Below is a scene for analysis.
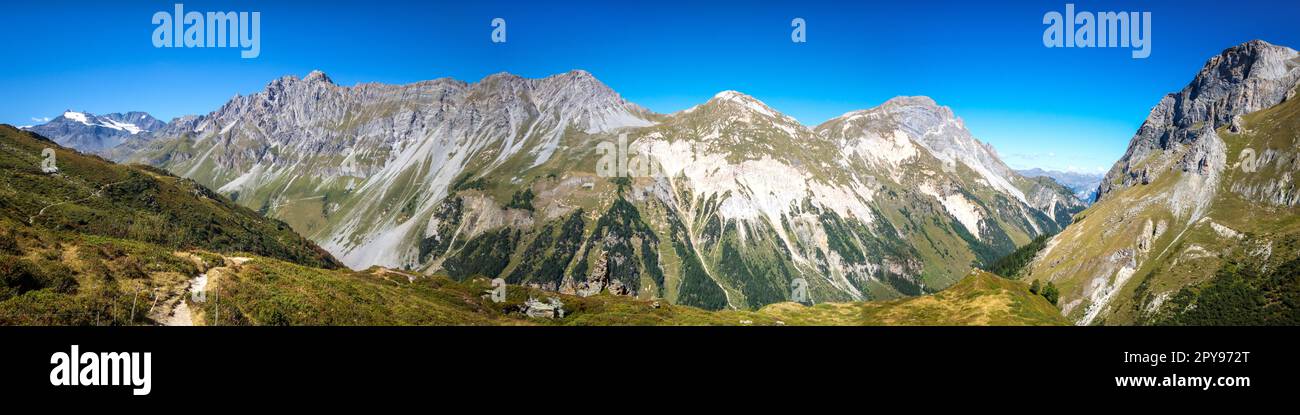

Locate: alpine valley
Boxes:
[18,39,1297,326]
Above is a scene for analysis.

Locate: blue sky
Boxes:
[2,0,1298,173]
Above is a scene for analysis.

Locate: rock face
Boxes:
[25,110,164,153]
[1100,40,1300,200]
[114,70,1081,310]
[1026,40,1300,325]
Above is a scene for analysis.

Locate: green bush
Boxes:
[32,259,78,294]
[0,231,19,255]
[505,189,535,211]
[1042,282,1059,305]
[0,256,42,300]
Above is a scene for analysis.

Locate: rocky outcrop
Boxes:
[522,297,565,319]
[573,250,630,297]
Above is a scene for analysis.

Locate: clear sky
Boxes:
[2,0,1298,173]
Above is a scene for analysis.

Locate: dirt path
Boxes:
[160,272,207,326]
[157,255,250,326]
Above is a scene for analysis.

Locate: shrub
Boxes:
[0,231,19,255]
[505,189,535,211]
[1042,282,1060,305]
[33,260,78,294]
[0,256,43,300]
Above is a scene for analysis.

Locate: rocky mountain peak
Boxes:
[303,70,335,85]
[841,96,980,157]
[876,96,957,123]
[817,96,1030,205]
[535,70,621,98]
[548,69,598,83]
[879,95,941,109]
[1202,40,1298,82]
[709,90,769,108]
[265,70,339,93]
[480,71,525,84]
[1181,40,1298,123]
[824,96,958,131]
[697,90,797,124]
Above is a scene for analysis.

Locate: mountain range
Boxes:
[24,110,164,153]
[0,124,1062,326]
[85,69,1084,311]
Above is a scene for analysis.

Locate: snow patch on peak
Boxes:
[100,118,143,134]
[63,111,90,124]
[54,111,149,134]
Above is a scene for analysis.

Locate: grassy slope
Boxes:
[759,270,1067,326]
[0,125,340,268]
[0,125,341,324]
[1135,89,1300,325]
[206,259,1066,326]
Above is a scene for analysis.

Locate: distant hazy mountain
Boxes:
[24,110,164,153]
[1016,168,1103,204]
[114,70,1082,310]
[1026,40,1300,325]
